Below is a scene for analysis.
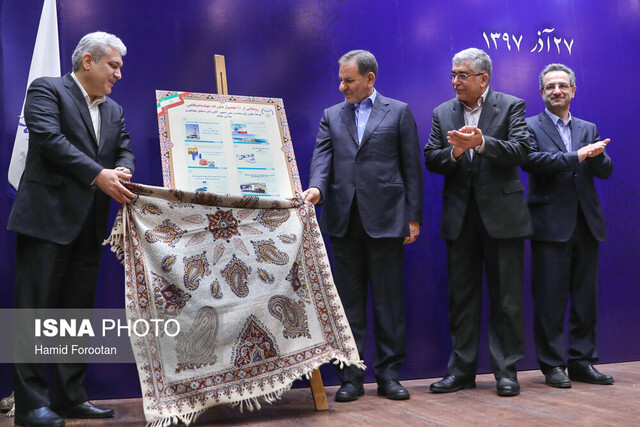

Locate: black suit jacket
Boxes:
[308,92,423,238]
[7,73,135,245]
[424,89,532,240]
[522,111,612,242]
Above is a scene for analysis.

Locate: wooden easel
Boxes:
[214,54,329,411]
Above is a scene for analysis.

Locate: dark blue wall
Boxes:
[2,0,639,399]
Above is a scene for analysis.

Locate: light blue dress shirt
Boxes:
[351,90,377,145]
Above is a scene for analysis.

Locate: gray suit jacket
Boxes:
[523,111,612,242]
[308,92,423,238]
[424,88,532,240]
[7,73,135,245]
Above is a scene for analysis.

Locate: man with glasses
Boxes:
[522,64,613,389]
[424,48,531,397]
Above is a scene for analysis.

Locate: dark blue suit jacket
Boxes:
[7,73,135,245]
[523,111,612,242]
[424,89,532,240]
[308,92,423,238]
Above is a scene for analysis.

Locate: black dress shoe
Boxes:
[568,364,614,385]
[51,401,114,419]
[14,406,65,427]
[430,375,476,393]
[335,382,365,402]
[497,377,520,397]
[376,379,410,400]
[544,367,571,388]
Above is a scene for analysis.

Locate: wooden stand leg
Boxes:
[309,368,328,411]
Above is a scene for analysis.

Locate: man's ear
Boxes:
[367,72,376,87]
[81,53,94,71]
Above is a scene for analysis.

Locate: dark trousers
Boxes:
[13,204,103,412]
[531,208,600,373]
[330,201,406,385]
[445,194,525,380]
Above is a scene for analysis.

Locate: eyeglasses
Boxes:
[450,72,485,81]
[543,83,573,92]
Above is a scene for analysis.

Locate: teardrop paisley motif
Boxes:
[221,254,252,298]
[232,237,249,255]
[254,209,291,231]
[268,295,310,339]
[183,251,211,290]
[252,239,289,265]
[212,243,225,265]
[175,306,218,373]
[144,219,186,247]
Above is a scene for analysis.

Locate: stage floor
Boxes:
[2,361,639,426]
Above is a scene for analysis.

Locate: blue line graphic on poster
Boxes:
[482,28,574,54]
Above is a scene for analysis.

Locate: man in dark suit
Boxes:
[7,32,135,427]
[303,50,422,402]
[523,63,613,389]
[424,48,531,397]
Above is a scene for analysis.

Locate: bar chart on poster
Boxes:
[156,91,300,198]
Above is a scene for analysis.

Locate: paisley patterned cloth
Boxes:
[106,183,362,427]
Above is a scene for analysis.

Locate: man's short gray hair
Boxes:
[452,48,492,82]
[72,31,126,71]
[338,50,378,78]
[539,63,576,89]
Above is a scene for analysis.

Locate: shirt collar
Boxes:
[462,87,489,112]
[350,89,377,109]
[71,72,106,108]
[545,108,572,126]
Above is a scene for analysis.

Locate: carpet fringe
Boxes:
[146,354,366,425]
[146,408,208,427]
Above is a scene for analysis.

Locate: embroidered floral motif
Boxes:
[232,315,279,367]
[183,251,211,290]
[207,210,239,241]
[210,280,223,299]
[252,239,289,265]
[141,204,162,215]
[221,254,252,298]
[145,219,186,247]
[161,255,176,272]
[254,209,291,231]
[152,273,191,317]
[278,233,297,244]
[176,306,218,373]
[257,268,275,284]
[268,296,311,339]
[286,261,303,292]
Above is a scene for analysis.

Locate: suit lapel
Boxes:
[64,73,98,147]
[339,102,359,146]
[539,112,567,152]
[97,101,110,152]
[359,93,390,149]
[477,89,498,133]
[570,118,584,151]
